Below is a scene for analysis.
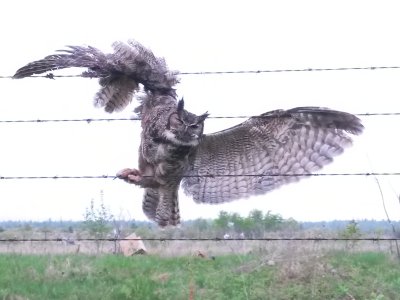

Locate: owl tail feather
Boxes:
[142,188,160,221]
[13,40,179,113]
[142,187,181,227]
[155,187,181,227]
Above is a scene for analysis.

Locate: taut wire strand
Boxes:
[3,65,400,79]
[0,172,400,181]
[0,112,399,124]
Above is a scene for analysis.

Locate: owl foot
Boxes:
[117,168,161,188]
[116,168,142,185]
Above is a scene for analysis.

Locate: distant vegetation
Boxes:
[1,208,399,258]
[0,210,399,240]
[1,200,400,299]
[1,191,399,241]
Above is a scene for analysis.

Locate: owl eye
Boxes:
[169,114,184,128]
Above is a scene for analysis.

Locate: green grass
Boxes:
[0,252,399,300]
[329,252,400,299]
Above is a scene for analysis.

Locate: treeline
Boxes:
[301,219,400,232]
[0,210,399,237]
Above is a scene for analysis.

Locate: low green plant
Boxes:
[83,191,114,253]
[339,220,362,250]
[0,251,399,300]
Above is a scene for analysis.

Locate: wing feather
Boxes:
[182,107,363,204]
[13,40,179,113]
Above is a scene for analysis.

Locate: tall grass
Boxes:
[0,251,399,300]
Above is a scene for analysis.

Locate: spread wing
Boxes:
[181,107,363,203]
[13,40,179,113]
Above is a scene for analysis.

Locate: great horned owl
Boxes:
[13,40,363,226]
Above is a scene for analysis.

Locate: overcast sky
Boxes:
[1,0,400,222]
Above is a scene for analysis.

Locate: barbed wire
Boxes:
[0,237,399,242]
[1,64,399,123]
[180,66,400,75]
[0,117,137,124]
[0,172,399,181]
[2,65,400,79]
[0,111,399,124]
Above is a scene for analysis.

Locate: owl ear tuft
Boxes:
[177,98,185,119]
[177,98,185,112]
[197,112,209,123]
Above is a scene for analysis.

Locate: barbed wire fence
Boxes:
[0,111,399,124]
[0,172,399,181]
[3,64,400,79]
[1,64,400,256]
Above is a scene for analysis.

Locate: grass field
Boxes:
[0,250,399,300]
[1,225,400,299]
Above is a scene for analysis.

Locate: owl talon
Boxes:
[127,174,142,183]
[116,168,142,185]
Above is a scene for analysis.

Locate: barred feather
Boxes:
[93,76,139,113]
[142,188,159,221]
[13,40,179,113]
[182,107,364,204]
[154,187,180,227]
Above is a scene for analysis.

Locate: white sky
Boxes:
[1,0,400,222]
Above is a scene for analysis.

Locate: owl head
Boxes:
[163,99,209,146]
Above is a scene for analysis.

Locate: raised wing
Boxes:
[182,107,363,203]
[13,40,179,113]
